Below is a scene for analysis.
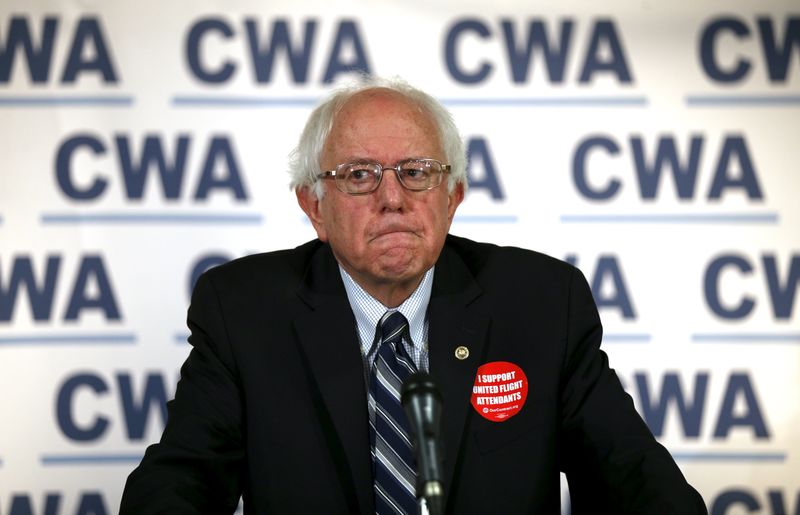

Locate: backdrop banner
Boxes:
[0,0,798,513]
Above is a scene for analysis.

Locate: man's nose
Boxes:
[376,168,405,208]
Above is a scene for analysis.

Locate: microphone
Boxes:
[401,372,445,515]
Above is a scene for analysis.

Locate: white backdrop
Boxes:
[0,0,798,513]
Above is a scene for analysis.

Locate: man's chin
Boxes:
[372,254,423,283]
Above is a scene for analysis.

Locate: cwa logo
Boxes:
[0,254,121,323]
[54,133,248,202]
[0,16,118,85]
[185,18,370,84]
[444,18,633,85]
[622,371,770,440]
[572,133,763,203]
[699,16,800,84]
[705,252,799,321]
[56,371,173,442]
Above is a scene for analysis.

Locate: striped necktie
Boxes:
[369,311,418,515]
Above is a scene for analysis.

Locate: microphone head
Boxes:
[401,372,442,405]
[401,372,443,440]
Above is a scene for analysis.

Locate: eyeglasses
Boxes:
[316,158,450,195]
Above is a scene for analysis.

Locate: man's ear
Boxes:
[447,182,465,222]
[296,186,328,241]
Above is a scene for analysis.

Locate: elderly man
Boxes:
[121,78,705,514]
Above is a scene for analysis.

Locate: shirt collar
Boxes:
[339,266,433,357]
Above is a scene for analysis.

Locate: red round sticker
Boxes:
[470,361,528,422]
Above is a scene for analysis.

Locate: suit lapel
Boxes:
[293,244,373,515]
[428,241,490,507]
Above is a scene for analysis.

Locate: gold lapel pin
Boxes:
[454,346,469,360]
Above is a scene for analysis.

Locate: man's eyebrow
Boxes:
[338,156,432,164]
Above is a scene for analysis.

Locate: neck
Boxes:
[362,276,423,308]
[341,267,426,308]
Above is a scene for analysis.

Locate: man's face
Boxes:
[297,88,463,302]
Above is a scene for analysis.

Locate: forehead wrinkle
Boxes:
[322,92,444,168]
[329,132,441,162]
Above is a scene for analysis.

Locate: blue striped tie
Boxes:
[369,311,418,515]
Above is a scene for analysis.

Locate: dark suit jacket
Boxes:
[121,235,706,514]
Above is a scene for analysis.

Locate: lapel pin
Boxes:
[455,346,469,360]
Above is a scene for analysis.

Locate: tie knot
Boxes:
[380,310,408,346]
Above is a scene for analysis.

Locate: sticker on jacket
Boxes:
[470,361,528,422]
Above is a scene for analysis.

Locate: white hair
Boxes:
[288,76,468,198]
